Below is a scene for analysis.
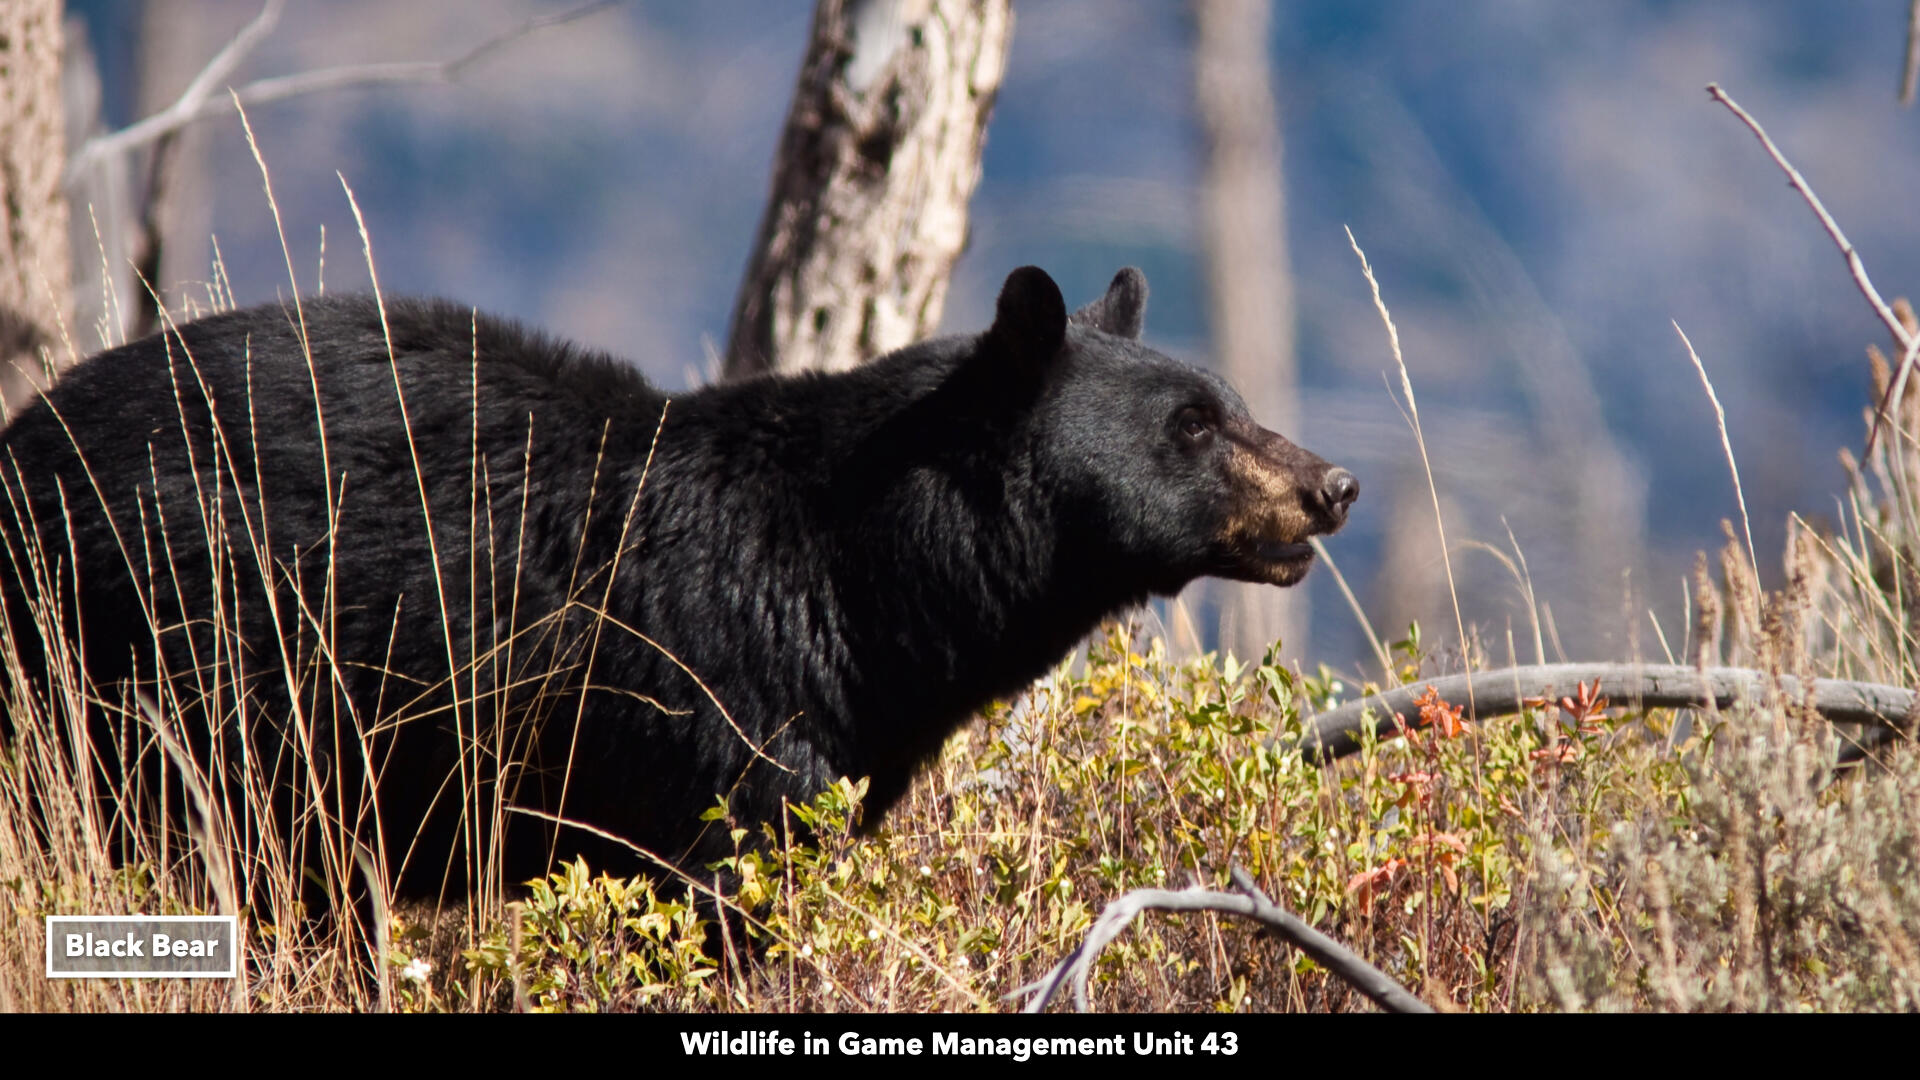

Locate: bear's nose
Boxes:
[1318,468,1359,524]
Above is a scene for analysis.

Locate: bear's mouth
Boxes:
[1214,537,1317,586]
[1257,541,1314,562]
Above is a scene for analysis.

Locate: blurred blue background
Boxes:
[62,1,1920,673]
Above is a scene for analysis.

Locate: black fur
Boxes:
[0,267,1353,895]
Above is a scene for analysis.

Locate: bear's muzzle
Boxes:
[1216,428,1357,586]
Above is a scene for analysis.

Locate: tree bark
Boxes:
[0,0,73,415]
[723,0,1013,379]
[1192,0,1302,662]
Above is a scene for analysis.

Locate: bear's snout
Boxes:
[1209,428,1356,587]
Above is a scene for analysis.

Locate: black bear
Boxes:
[0,266,1354,899]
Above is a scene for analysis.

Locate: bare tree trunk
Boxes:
[125,0,231,341]
[0,0,73,415]
[724,0,1012,379]
[63,14,136,360]
[1192,0,1302,662]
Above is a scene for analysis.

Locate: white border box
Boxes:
[46,915,239,979]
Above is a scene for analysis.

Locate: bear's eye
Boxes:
[1175,407,1214,443]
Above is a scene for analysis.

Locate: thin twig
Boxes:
[1673,322,1757,579]
[1014,866,1433,1014]
[66,0,625,183]
[1903,0,1920,106]
[1880,329,1920,474]
[1703,84,1915,454]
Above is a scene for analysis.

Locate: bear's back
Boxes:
[9,294,662,441]
[0,294,671,712]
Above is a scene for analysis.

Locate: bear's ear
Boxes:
[1069,267,1148,339]
[988,266,1068,361]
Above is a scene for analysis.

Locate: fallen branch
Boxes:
[1014,865,1433,1014]
[66,0,625,183]
[1704,83,1916,456]
[1293,663,1914,766]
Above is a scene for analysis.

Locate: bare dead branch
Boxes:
[1293,662,1914,766]
[66,0,284,181]
[1903,0,1920,106]
[1704,84,1915,455]
[66,0,625,183]
[1014,866,1433,1014]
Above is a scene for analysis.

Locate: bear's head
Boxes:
[984,265,1357,597]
